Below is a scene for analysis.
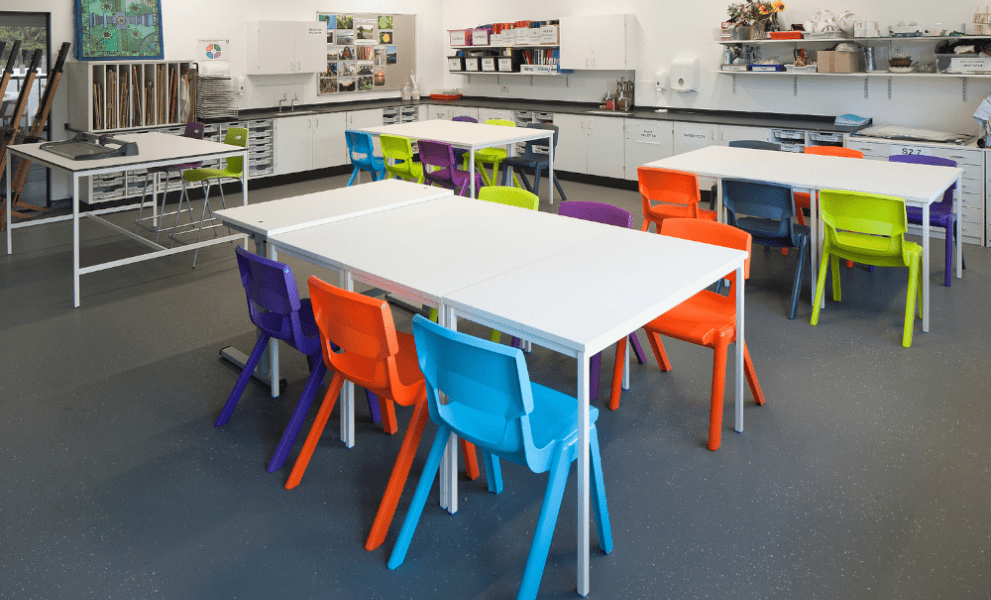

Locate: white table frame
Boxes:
[357,119,557,203]
[5,131,249,307]
[646,146,963,332]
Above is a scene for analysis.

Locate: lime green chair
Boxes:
[428,186,539,344]
[180,126,247,267]
[379,134,424,184]
[469,119,519,187]
[810,189,923,348]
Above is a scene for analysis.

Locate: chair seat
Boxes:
[183,167,239,182]
[526,383,599,465]
[905,204,954,224]
[827,237,922,269]
[645,291,733,348]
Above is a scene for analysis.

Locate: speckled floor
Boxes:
[2,172,989,599]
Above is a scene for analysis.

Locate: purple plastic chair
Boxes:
[558,201,647,399]
[418,139,484,197]
[888,154,965,287]
[135,121,206,242]
[450,116,477,166]
[217,246,381,472]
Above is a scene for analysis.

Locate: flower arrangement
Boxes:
[727,0,785,27]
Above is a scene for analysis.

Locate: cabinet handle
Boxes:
[296,61,301,71]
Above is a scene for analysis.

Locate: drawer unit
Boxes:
[847,137,985,246]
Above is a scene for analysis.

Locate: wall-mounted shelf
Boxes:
[717,34,991,45]
[451,44,559,49]
[720,69,979,101]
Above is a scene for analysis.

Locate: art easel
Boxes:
[0,41,20,112]
[6,42,71,218]
[0,47,42,232]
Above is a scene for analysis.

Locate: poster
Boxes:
[316,11,410,96]
[74,0,165,60]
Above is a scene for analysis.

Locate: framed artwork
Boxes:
[316,11,414,96]
[74,0,164,60]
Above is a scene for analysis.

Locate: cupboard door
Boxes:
[586,116,625,178]
[552,113,587,173]
[313,112,348,170]
[247,22,295,75]
[295,22,326,72]
[275,115,313,175]
[624,119,674,180]
[559,16,594,70]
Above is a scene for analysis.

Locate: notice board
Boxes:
[316,12,415,95]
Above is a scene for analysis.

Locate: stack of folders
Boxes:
[835,114,871,127]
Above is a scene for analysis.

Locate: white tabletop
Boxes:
[215,180,452,237]
[446,227,747,356]
[7,131,243,173]
[358,119,551,148]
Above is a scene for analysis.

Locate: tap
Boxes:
[278,93,288,112]
[290,93,299,111]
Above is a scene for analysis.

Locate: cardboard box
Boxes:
[817,51,861,73]
[472,28,490,46]
[449,29,468,46]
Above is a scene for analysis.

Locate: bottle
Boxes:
[723,47,734,65]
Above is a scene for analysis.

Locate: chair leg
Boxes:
[532,169,542,199]
[366,390,382,424]
[590,351,601,399]
[215,333,270,426]
[630,331,646,364]
[387,424,452,570]
[379,394,399,434]
[267,360,327,472]
[589,425,613,554]
[347,166,360,187]
[284,373,346,490]
[646,330,672,372]
[608,338,626,410]
[490,328,502,344]
[707,334,730,451]
[484,449,503,494]
[517,449,570,600]
[788,237,808,320]
[742,342,765,405]
[517,170,533,192]
[552,173,567,202]
[810,251,831,326]
[461,438,480,480]
[903,254,920,348]
[944,223,953,288]
[365,399,431,551]
[830,255,842,301]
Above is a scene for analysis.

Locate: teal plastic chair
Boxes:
[811,189,923,348]
[345,130,386,186]
[389,315,613,600]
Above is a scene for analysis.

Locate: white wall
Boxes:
[441,0,991,136]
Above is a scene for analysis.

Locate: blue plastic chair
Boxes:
[389,315,613,600]
[216,246,381,472]
[345,130,386,186]
[888,154,964,287]
[558,201,648,399]
[722,178,809,319]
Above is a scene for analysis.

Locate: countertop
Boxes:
[239,96,870,134]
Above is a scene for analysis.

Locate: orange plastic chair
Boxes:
[610,218,765,450]
[637,166,717,233]
[286,276,480,551]
[793,146,864,226]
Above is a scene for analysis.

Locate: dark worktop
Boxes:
[239,96,869,133]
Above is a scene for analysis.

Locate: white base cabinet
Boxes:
[717,125,775,146]
[553,113,624,178]
[624,119,674,180]
[275,112,347,175]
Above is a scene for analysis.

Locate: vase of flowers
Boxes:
[728,0,785,40]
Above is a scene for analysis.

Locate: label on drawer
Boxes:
[890,145,934,157]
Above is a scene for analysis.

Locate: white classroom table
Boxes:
[646,146,963,332]
[214,179,453,402]
[5,131,249,307]
[356,119,557,202]
[263,194,747,597]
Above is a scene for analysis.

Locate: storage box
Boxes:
[463,57,479,72]
[497,56,515,72]
[481,57,496,72]
[937,54,991,74]
[538,25,558,44]
[472,28,490,46]
[449,29,469,46]
[447,57,464,72]
[817,50,861,73]
[490,32,507,45]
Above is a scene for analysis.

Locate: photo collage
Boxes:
[318,13,398,95]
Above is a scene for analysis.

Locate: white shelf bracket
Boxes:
[864,77,869,99]
[793,75,798,96]
[888,76,892,100]
[732,74,737,95]
[962,77,968,102]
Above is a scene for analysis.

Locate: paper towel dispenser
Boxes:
[669,57,700,93]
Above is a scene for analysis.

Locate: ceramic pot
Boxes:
[733,25,754,40]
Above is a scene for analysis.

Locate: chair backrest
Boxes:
[637,166,706,226]
[728,139,780,151]
[478,186,538,210]
[379,134,416,162]
[887,154,957,209]
[721,178,798,245]
[234,245,305,346]
[521,122,559,158]
[804,145,863,159]
[417,139,457,184]
[307,275,419,401]
[345,130,377,168]
[819,189,912,263]
[412,314,551,471]
[660,218,752,298]
[452,115,477,123]
[485,118,516,127]
[558,200,633,229]
[223,127,248,175]
[183,121,206,140]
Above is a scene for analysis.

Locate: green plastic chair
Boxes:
[427,186,539,345]
[180,126,248,267]
[810,189,923,348]
[469,119,518,187]
[379,134,425,184]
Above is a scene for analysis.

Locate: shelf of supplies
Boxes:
[451,71,561,76]
[719,35,991,45]
[451,44,559,49]
[718,69,991,78]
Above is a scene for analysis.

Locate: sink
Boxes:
[586,110,632,116]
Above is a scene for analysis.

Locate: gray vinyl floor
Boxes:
[2,172,989,600]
